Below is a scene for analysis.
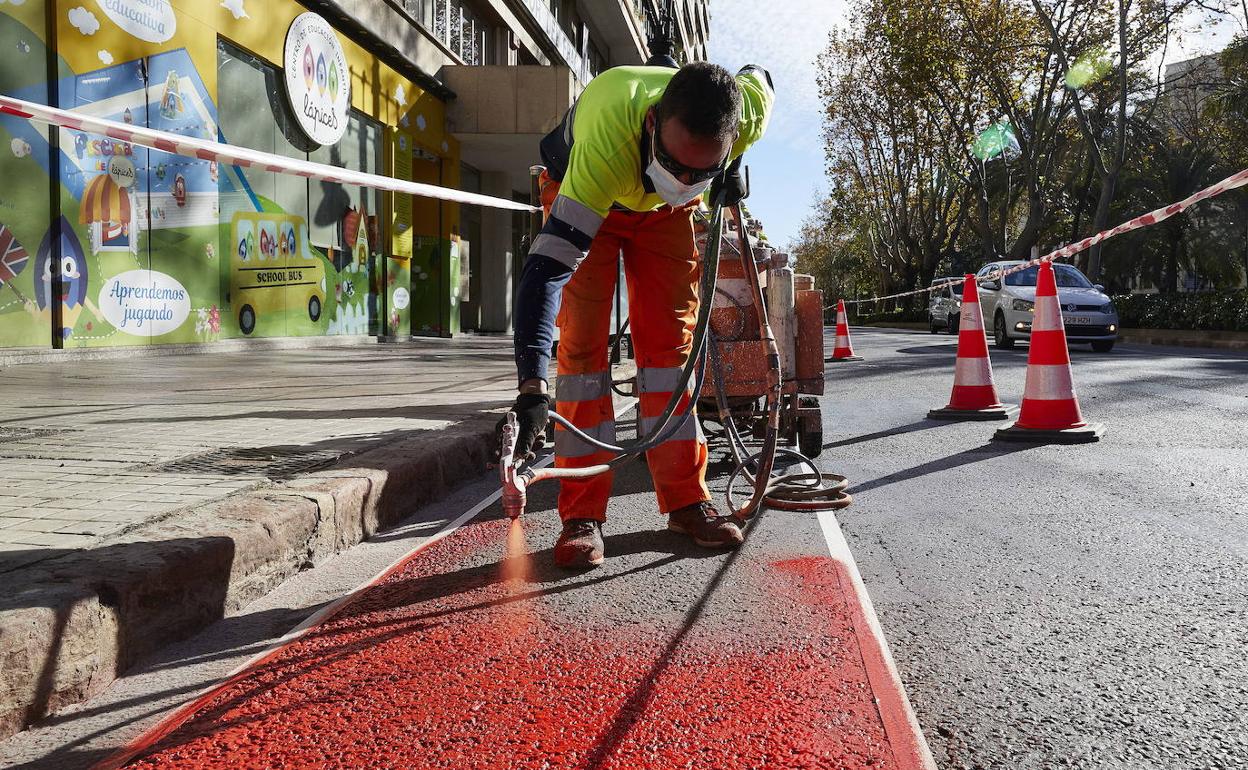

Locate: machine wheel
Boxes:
[239,305,256,336]
[308,295,322,322]
[994,312,1015,349]
[798,398,823,459]
[1091,340,1115,352]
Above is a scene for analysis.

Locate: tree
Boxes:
[817,0,976,306]
[1030,0,1236,281]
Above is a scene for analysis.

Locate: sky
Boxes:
[708,1,1246,253]
[708,0,848,252]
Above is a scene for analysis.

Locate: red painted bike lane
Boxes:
[98,494,934,770]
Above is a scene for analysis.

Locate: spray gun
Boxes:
[499,412,529,520]
[499,411,613,519]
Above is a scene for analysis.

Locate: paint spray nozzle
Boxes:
[500,412,527,520]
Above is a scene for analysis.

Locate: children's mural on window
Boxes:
[0,0,458,349]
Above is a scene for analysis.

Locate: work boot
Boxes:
[667,501,745,548]
[553,518,605,568]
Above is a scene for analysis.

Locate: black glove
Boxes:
[709,156,748,208]
[495,393,550,463]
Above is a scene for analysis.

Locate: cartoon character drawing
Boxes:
[74,133,88,160]
[159,70,185,120]
[123,107,133,125]
[328,60,339,99]
[280,222,296,257]
[209,161,219,184]
[302,46,314,89]
[237,226,255,262]
[155,162,167,181]
[259,224,276,260]
[30,217,100,338]
[173,174,186,208]
[316,53,327,96]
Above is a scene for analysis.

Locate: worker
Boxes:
[499,61,774,569]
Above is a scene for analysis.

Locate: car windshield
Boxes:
[1004,264,1093,289]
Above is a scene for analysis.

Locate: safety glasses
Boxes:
[653,123,728,183]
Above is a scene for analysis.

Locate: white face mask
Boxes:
[645,125,716,207]
[646,157,713,207]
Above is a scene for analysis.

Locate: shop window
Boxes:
[216,38,383,337]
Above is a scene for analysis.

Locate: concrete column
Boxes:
[479,170,515,333]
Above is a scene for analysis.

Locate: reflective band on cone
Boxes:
[827,299,863,362]
[928,275,1016,421]
[994,262,1104,444]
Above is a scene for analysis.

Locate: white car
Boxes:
[927,277,964,334]
[976,261,1119,352]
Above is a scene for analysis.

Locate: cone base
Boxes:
[992,422,1106,444]
[825,355,863,362]
[928,404,1018,422]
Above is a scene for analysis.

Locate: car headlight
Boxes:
[1012,299,1034,312]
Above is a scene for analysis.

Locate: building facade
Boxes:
[0,0,709,352]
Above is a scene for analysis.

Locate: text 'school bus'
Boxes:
[228,212,326,335]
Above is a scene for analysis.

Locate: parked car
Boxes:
[927,277,964,334]
[975,261,1119,352]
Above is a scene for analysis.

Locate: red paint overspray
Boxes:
[116,522,900,769]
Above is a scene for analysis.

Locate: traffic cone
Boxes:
[826,299,862,362]
[994,261,1105,443]
[928,275,1017,421]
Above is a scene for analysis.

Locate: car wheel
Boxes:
[1091,340,1115,353]
[948,314,960,335]
[239,305,256,336]
[308,295,322,322]
[994,312,1014,349]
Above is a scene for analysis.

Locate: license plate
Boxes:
[1065,315,1092,325]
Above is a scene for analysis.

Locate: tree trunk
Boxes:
[1162,226,1181,294]
[978,188,994,263]
[1086,169,1120,282]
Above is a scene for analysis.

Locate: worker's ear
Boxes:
[645,107,656,133]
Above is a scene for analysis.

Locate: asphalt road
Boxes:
[827,327,1248,770]
[4,327,1244,769]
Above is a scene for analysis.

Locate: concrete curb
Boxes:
[1116,328,1248,351]
[0,422,496,740]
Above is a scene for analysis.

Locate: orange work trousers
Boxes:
[542,176,710,522]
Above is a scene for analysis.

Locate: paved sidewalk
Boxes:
[0,339,517,571]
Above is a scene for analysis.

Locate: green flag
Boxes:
[971,122,1016,161]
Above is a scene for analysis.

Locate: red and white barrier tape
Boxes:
[835,166,1248,307]
[0,94,539,213]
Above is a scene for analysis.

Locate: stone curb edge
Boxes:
[0,423,497,741]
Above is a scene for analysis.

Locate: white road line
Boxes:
[816,510,938,770]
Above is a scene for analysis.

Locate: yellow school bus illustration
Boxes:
[229,212,326,335]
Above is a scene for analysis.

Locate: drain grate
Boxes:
[148,446,344,479]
